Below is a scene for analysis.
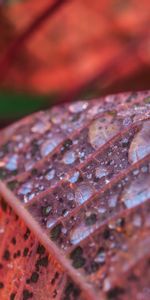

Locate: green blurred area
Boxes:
[0,90,53,128]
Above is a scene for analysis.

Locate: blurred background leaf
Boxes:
[0,0,150,126]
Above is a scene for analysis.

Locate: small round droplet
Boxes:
[6,155,18,171]
[75,184,94,204]
[45,169,55,181]
[95,166,108,179]
[69,101,88,113]
[63,151,76,165]
[95,248,106,263]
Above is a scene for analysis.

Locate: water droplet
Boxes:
[75,184,94,204]
[31,120,51,134]
[40,135,63,157]
[70,225,93,245]
[132,169,139,176]
[95,166,108,179]
[129,120,150,163]
[121,176,150,208]
[88,116,120,149]
[69,101,88,113]
[141,166,148,173]
[63,151,76,165]
[18,182,33,195]
[51,110,67,124]
[45,169,55,181]
[98,207,107,214]
[46,218,56,229]
[95,248,106,263]
[6,155,18,171]
[68,171,80,183]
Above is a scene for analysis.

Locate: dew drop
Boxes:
[68,171,80,183]
[45,169,55,181]
[70,225,93,245]
[121,176,150,208]
[31,120,51,134]
[5,155,18,171]
[63,151,76,165]
[46,218,56,229]
[40,135,63,157]
[129,120,150,163]
[69,101,88,113]
[18,182,33,195]
[95,248,106,263]
[75,184,94,204]
[95,166,108,179]
[88,116,120,149]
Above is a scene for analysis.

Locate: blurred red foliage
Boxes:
[0,0,150,100]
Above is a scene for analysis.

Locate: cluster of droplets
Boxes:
[46,158,150,251]
[8,112,145,203]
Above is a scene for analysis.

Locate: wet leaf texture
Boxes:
[0,91,150,299]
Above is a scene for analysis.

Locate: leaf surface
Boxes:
[0,91,150,299]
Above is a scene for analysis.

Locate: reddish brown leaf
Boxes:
[0,91,150,299]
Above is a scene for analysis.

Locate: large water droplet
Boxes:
[70,224,93,245]
[31,120,51,134]
[129,120,150,163]
[75,184,94,204]
[121,175,150,208]
[40,135,63,157]
[88,115,120,149]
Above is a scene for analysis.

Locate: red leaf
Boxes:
[0,1,150,97]
[0,91,150,299]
